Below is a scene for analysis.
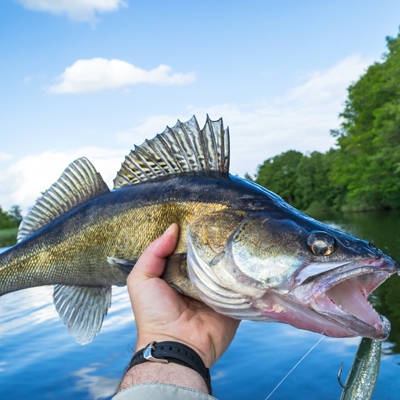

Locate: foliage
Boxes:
[0,205,22,247]
[254,150,344,213]
[295,150,345,212]
[255,150,303,207]
[254,32,400,213]
[331,33,400,210]
[244,172,254,181]
[0,228,18,247]
[8,205,22,224]
[0,205,22,230]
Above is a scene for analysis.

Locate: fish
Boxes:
[339,337,382,400]
[0,116,398,345]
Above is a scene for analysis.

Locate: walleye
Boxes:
[0,116,398,344]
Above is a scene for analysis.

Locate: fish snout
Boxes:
[366,242,384,259]
[378,252,400,274]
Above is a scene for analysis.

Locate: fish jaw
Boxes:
[288,257,399,339]
[187,221,399,339]
[253,292,359,338]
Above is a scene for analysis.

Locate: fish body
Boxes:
[0,116,398,344]
[0,173,230,292]
[339,338,382,400]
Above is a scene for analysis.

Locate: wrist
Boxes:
[136,335,212,367]
[128,341,212,394]
[118,361,209,394]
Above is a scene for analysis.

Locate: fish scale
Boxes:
[0,115,398,346]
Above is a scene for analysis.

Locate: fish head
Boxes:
[187,206,400,340]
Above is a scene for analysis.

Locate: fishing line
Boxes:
[264,335,325,400]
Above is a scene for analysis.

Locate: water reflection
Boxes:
[375,278,400,354]
[0,362,6,372]
[0,286,58,337]
[102,287,134,330]
[0,282,132,339]
[73,364,120,399]
[1,210,400,398]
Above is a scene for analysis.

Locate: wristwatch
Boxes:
[128,341,212,395]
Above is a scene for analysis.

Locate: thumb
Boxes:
[128,223,179,284]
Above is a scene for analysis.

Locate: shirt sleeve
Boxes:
[112,383,218,400]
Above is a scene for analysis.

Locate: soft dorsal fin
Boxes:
[18,157,110,242]
[113,115,230,189]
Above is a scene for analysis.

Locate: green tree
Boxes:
[8,205,22,224]
[296,150,345,212]
[0,207,14,229]
[255,150,303,207]
[244,172,254,181]
[0,205,22,230]
[331,33,400,210]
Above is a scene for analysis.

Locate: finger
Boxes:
[153,223,180,259]
[129,223,179,283]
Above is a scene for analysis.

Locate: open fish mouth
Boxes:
[306,258,398,339]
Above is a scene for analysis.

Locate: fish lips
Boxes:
[294,257,399,340]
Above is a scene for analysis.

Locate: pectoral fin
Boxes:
[107,257,136,274]
[53,284,112,345]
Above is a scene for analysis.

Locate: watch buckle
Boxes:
[143,341,169,364]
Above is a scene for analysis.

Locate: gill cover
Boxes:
[186,211,312,320]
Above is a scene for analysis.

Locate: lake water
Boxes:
[1,210,400,399]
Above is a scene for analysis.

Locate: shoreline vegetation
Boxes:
[1,32,399,247]
[0,206,22,247]
[0,228,18,247]
[249,32,400,215]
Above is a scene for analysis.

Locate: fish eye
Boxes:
[307,231,337,256]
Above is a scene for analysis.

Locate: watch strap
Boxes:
[128,341,212,394]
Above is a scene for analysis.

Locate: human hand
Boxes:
[127,223,240,368]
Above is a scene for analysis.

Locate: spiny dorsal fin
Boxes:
[113,115,230,189]
[18,157,110,242]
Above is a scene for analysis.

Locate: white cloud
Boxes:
[117,54,372,177]
[287,54,371,104]
[115,114,181,144]
[48,58,196,94]
[16,0,126,22]
[0,153,12,162]
[190,54,372,177]
[0,54,372,214]
[0,147,126,213]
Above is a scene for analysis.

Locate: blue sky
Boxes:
[1,0,400,212]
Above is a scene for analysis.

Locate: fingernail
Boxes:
[162,223,175,236]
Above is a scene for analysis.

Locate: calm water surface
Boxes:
[1,210,399,399]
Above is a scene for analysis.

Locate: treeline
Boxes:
[0,205,22,229]
[0,205,22,247]
[252,32,400,213]
[251,149,344,213]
